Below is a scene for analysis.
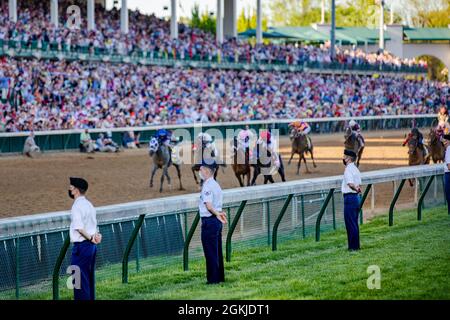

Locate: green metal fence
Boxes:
[0,165,446,300]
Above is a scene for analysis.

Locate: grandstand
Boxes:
[0,1,447,133]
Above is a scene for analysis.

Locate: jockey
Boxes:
[436,106,450,137]
[169,135,182,165]
[238,127,254,149]
[349,119,365,148]
[289,120,312,150]
[195,132,218,158]
[257,130,281,168]
[403,127,428,158]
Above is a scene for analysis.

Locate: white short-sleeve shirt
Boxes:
[445,146,450,173]
[199,177,223,217]
[341,162,362,194]
[70,196,97,243]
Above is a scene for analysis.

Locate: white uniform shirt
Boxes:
[70,196,97,243]
[341,162,362,194]
[199,177,223,217]
[445,146,450,173]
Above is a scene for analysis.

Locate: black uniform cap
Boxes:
[70,177,88,192]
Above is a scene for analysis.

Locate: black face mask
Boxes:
[68,189,74,199]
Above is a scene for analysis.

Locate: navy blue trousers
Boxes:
[201,216,225,284]
[444,173,450,215]
[343,194,361,251]
[71,241,97,300]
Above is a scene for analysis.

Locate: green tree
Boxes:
[189,4,216,34]
[237,6,268,33]
[269,0,403,27]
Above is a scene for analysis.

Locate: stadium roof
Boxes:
[403,27,450,41]
[238,28,288,39]
[239,26,391,44]
[267,27,328,42]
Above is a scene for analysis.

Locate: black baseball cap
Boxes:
[70,177,88,192]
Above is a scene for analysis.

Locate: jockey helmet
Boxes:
[199,132,213,143]
[439,106,448,115]
[260,130,271,142]
[349,119,357,127]
[156,128,168,138]
[238,130,249,141]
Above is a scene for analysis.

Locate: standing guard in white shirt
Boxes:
[342,150,362,251]
[68,177,102,300]
[198,160,227,284]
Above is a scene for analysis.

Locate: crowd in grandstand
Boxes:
[0,55,448,132]
[0,0,446,133]
[0,0,426,70]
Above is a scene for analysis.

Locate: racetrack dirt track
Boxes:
[0,129,429,219]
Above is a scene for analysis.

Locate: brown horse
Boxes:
[230,136,251,187]
[287,128,317,175]
[406,135,431,186]
[344,127,364,167]
[428,128,445,163]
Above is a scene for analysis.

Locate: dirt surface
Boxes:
[0,130,420,218]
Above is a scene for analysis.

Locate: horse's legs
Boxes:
[174,164,184,190]
[251,166,260,186]
[297,153,301,175]
[357,147,364,168]
[192,166,199,185]
[235,172,244,187]
[278,155,286,182]
[302,154,310,173]
[214,167,219,180]
[310,148,317,168]
[164,165,171,188]
[159,167,166,193]
[266,175,275,184]
[288,152,295,165]
[150,165,158,188]
[246,169,251,187]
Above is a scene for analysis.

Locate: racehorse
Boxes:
[191,135,226,185]
[287,127,317,175]
[149,137,184,192]
[406,135,431,187]
[428,128,445,164]
[230,136,251,187]
[250,140,286,185]
[344,127,364,167]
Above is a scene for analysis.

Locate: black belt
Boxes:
[201,215,216,220]
[343,193,358,196]
[73,240,91,245]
